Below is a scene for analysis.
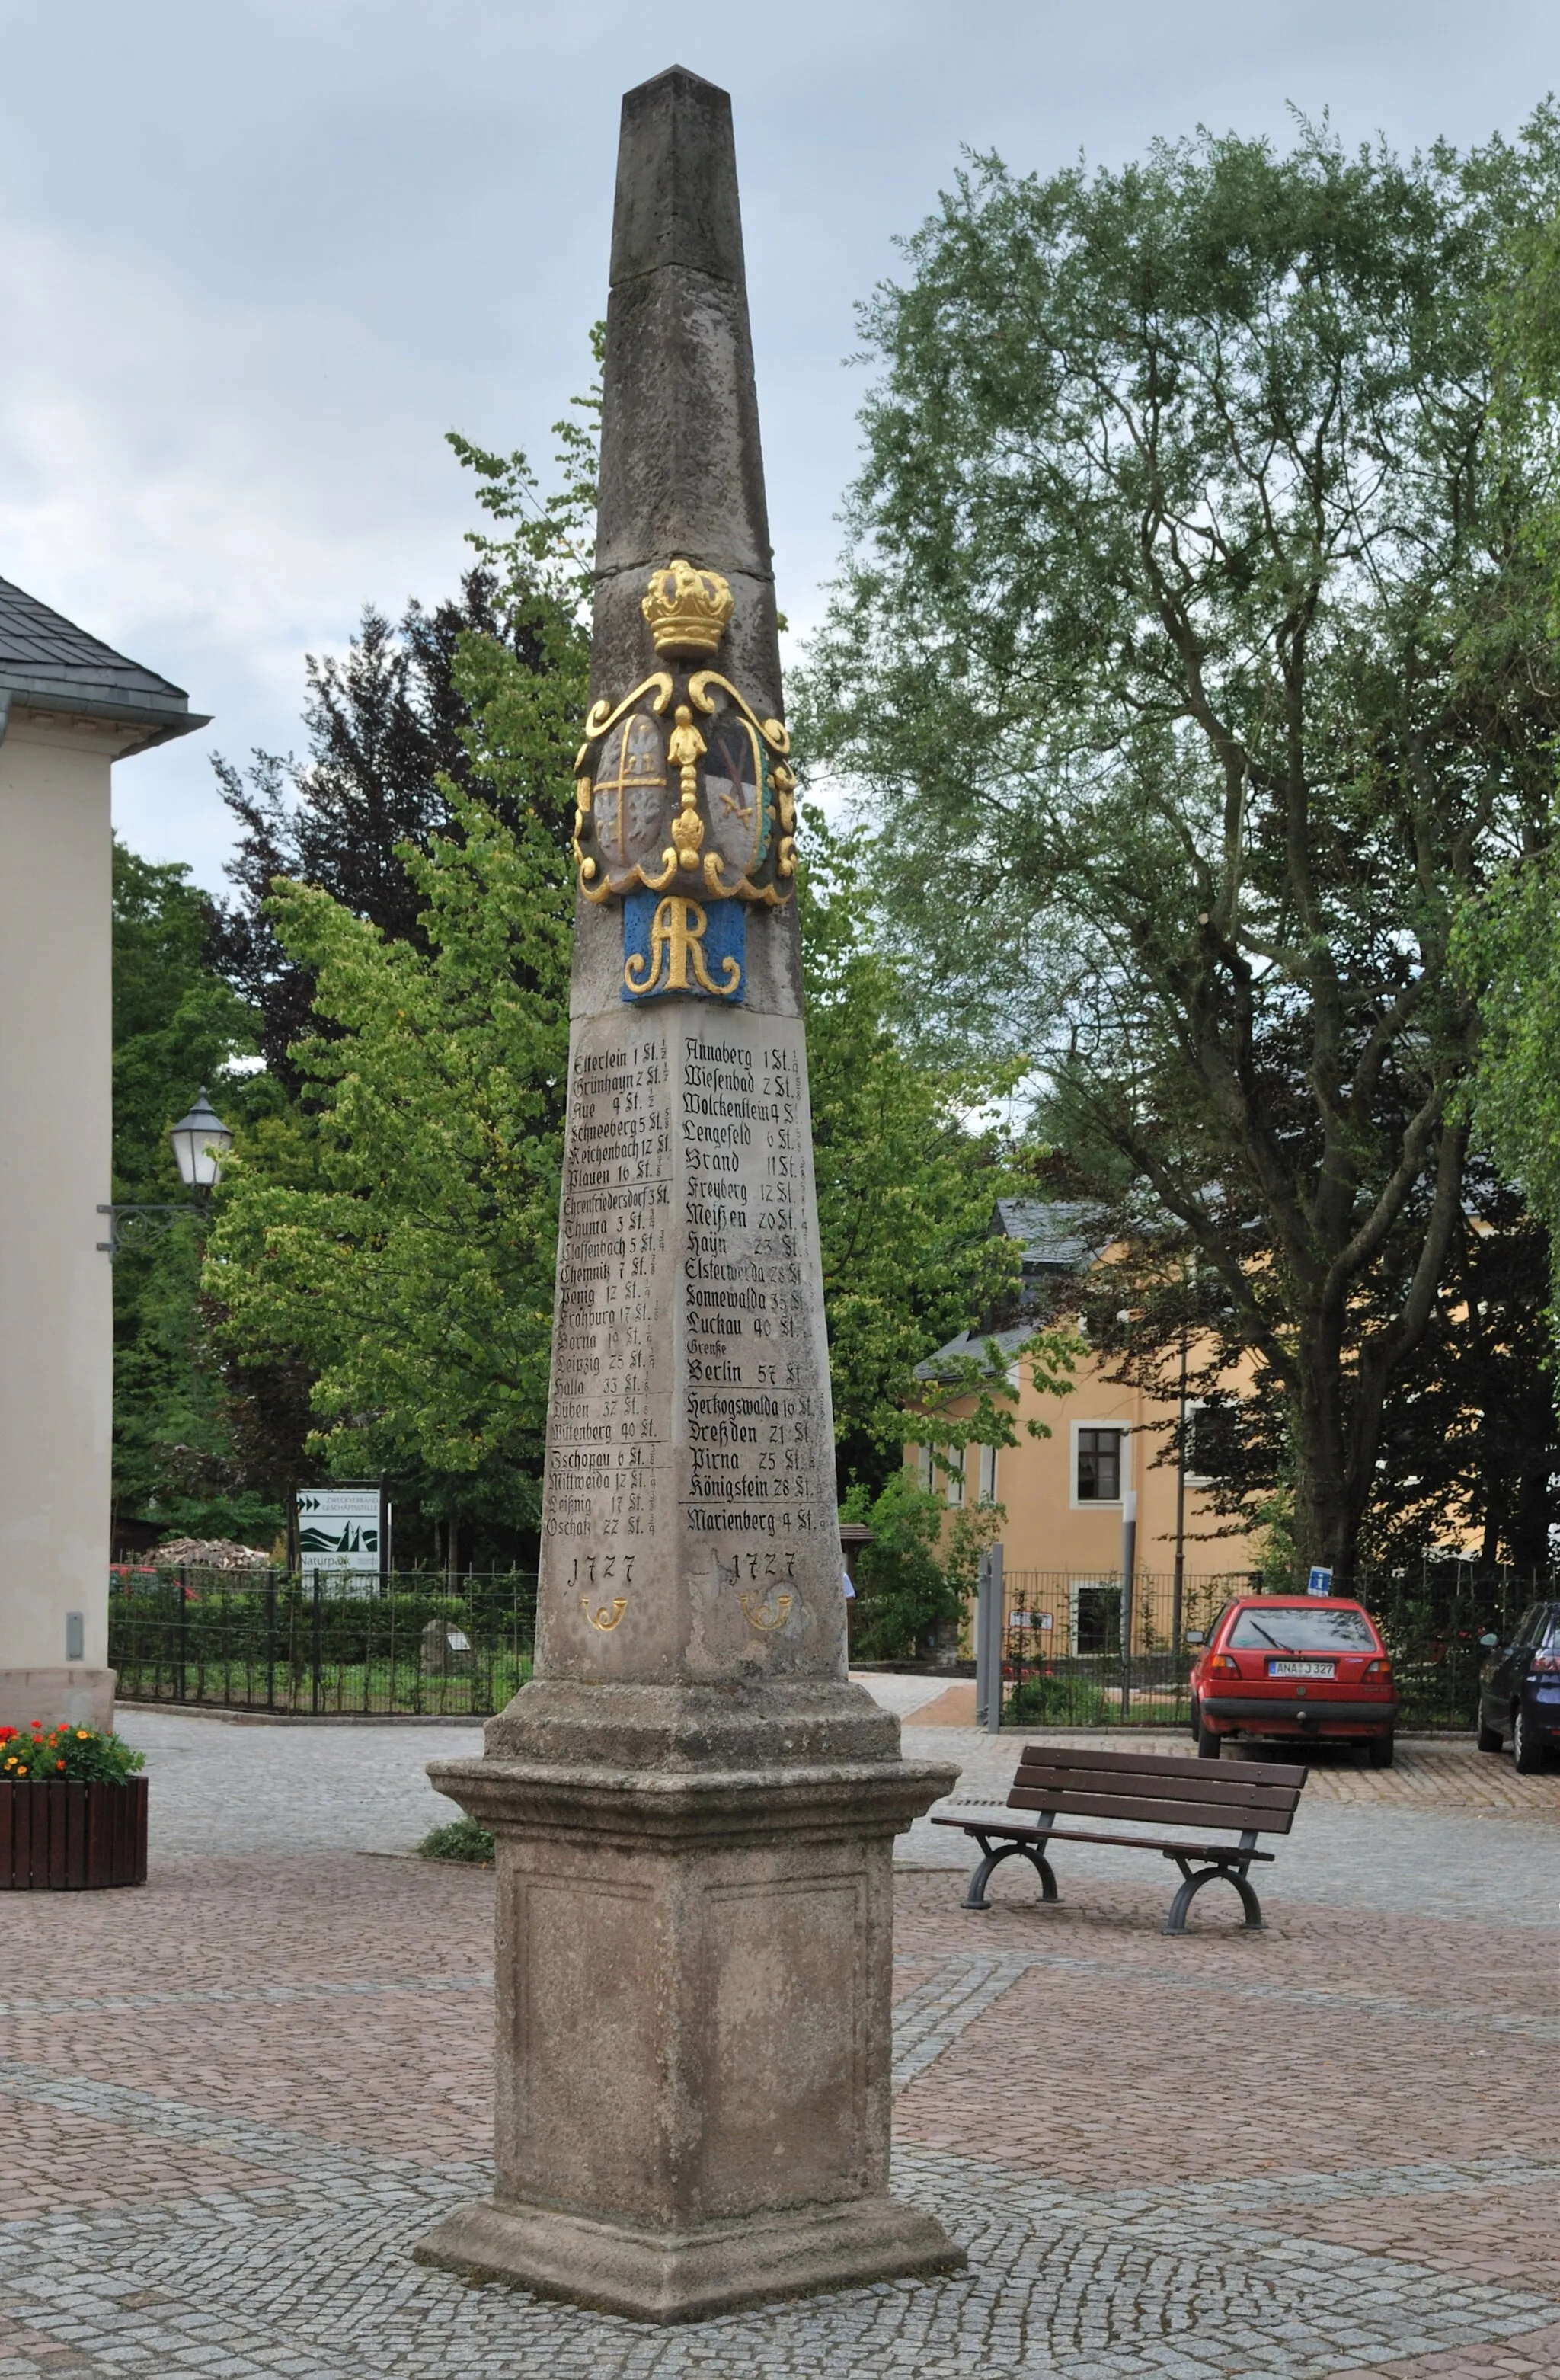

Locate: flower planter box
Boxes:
[0,1776,148,1888]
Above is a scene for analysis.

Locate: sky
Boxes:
[2,0,1557,894]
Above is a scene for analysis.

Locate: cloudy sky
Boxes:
[2,0,1555,892]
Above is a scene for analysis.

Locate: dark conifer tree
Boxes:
[212,568,571,1086]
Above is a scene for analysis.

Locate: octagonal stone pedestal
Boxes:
[413,1736,963,2323]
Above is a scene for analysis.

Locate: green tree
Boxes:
[200,398,596,1556]
[206,775,574,1536]
[1447,169,1560,1557]
[799,810,1055,1492]
[839,1470,991,1659]
[213,465,593,1088]
[110,842,267,1543]
[801,114,1560,1587]
[1458,840,1560,1435]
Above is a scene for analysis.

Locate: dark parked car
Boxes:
[1477,1601,1560,1772]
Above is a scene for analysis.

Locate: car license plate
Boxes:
[1268,1659,1335,1678]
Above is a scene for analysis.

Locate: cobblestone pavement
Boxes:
[2,1709,1558,2378]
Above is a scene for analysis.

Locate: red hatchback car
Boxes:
[1188,1595,1399,1766]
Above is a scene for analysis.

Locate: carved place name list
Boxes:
[541,1006,837,1635]
[545,1025,670,1585]
[679,1018,830,1614]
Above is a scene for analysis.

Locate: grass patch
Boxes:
[1003,1678,1190,1727]
[418,1817,495,1866]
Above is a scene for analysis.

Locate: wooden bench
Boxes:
[932,1742,1308,1934]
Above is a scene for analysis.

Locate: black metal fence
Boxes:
[109,1569,539,1716]
[999,1564,1538,1731]
[112,1555,1540,1729]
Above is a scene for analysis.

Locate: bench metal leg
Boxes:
[962,1832,1057,1913]
[1163,1855,1263,1936]
[1020,1841,1060,1904]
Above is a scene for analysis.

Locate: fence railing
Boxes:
[109,1568,538,1716]
[112,1556,1536,1729]
[997,1566,1534,1730]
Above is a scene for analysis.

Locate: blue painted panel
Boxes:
[621,891,745,1003]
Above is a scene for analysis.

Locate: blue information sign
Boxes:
[1306,1566,1334,1597]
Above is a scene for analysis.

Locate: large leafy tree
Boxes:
[801,114,1560,1586]
[206,779,574,1535]
[799,811,1034,1492]
[1449,171,1560,1569]
[198,414,596,1554]
[110,843,269,1544]
[1100,1162,1559,1576]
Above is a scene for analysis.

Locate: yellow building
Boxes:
[907,1201,1255,1652]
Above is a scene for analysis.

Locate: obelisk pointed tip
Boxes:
[611,66,744,287]
[625,62,730,103]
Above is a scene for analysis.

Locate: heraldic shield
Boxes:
[571,561,798,1005]
[592,710,669,881]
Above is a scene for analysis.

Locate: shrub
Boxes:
[842,1472,959,1659]
[1004,1675,1108,1727]
[842,1470,1004,1661]
[0,1723,146,1782]
[418,1817,494,1866]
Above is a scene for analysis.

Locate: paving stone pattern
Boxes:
[2,1713,1558,2378]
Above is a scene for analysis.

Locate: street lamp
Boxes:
[98,1087,235,1256]
[168,1089,235,1192]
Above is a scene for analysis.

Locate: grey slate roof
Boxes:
[915,1321,1040,1380]
[914,1199,1107,1380]
[0,574,207,754]
[993,1196,1101,1275]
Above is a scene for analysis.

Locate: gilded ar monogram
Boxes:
[624,895,741,1000]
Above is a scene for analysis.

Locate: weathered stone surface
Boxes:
[419,62,961,2320]
[596,66,771,589]
[415,1759,958,2319]
[481,1003,883,1748]
[0,1665,113,1732]
[414,2192,960,2324]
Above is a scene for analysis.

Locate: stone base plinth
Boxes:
[418,1738,963,2322]
[415,2185,960,2324]
[0,1667,115,1732]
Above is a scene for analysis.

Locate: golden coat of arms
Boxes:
[572,560,797,914]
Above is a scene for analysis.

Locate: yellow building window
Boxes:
[1076,1428,1124,1502]
[916,1445,966,1507]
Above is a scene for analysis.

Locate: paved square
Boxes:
[2,1707,1558,2378]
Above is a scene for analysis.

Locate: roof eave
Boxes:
[0,687,211,757]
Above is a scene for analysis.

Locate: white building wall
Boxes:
[0,710,118,1727]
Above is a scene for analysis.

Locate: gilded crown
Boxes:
[641,558,734,658]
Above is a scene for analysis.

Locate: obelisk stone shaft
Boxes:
[487,62,890,1764]
[418,68,962,2317]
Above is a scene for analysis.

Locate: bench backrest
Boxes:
[1009,1742,1307,1837]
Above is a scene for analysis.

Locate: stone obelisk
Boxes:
[415,66,961,2323]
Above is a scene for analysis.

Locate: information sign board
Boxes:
[296,1486,385,1590]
